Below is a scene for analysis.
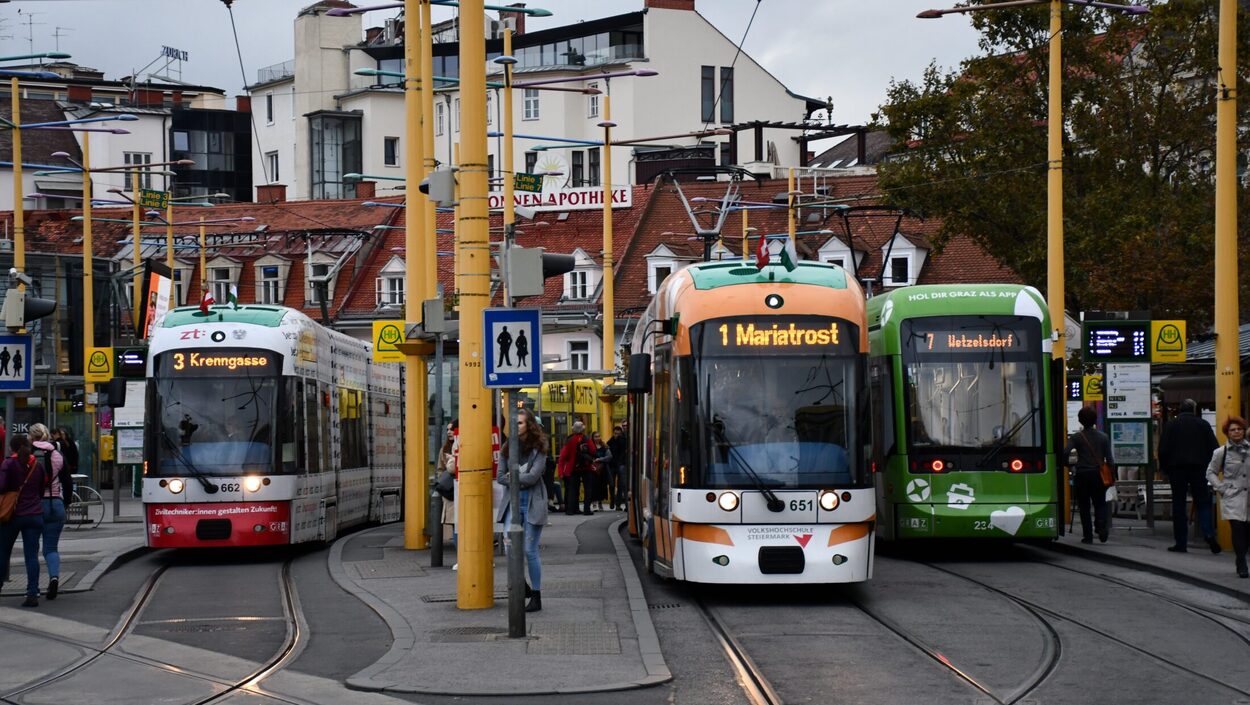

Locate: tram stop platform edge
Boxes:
[331,513,672,696]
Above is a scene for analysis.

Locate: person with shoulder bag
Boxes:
[1064,406,1114,544]
[1207,416,1250,578]
[558,421,595,516]
[496,408,549,612]
[29,424,65,600]
[0,435,48,606]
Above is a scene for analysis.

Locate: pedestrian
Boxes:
[1064,406,1113,544]
[28,424,65,599]
[544,432,563,513]
[437,420,458,545]
[0,435,48,606]
[1207,416,1250,578]
[590,431,611,511]
[557,421,596,516]
[1158,399,1221,553]
[52,427,79,475]
[607,425,628,511]
[497,407,548,612]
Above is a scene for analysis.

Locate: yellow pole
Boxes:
[456,0,493,609]
[1046,0,1065,364]
[453,142,461,309]
[741,207,748,260]
[421,0,437,299]
[502,28,516,266]
[82,133,94,386]
[1215,0,1239,548]
[10,78,24,285]
[165,199,174,271]
[132,170,142,327]
[600,91,615,430]
[403,0,430,550]
[787,167,796,244]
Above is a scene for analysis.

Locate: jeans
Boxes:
[5,514,43,597]
[502,502,544,590]
[564,472,592,514]
[42,498,65,578]
[1168,466,1214,547]
[1073,471,1108,540]
[1231,520,1249,571]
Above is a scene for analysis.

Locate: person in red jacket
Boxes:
[558,421,596,516]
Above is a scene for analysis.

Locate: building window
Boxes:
[720,67,734,123]
[171,269,184,306]
[265,151,279,183]
[525,151,537,174]
[720,141,733,167]
[266,93,274,124]
[486,91,494,126]
[211,267,232,303]
[436,102,445,136]
[258,265,281,304]
[384,136,400,167]
[825,257,845,269]
[569,340,590,370]
[309,262,332,304]
[565,269,589,300]
[889,256,909,285]
[376,275,404,307]
[487,154,495,181]
[588,147,600,187]
[523,88,539,120]
[454,98,461,132]
[123,152,153,189]
[572,150,584,187]
[309,113,362,199]
[649,264,672,294]
[587,82,599,118]
[701,65,715,122]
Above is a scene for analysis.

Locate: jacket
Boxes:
[0,454,49,518]
[1207,442,1250,522]
[607,435,628,469]
[33,440,65,501]
[1159,412,1219,472]
[497,447,548,525]
[1064,428,1113,474]
[557,433,595,479]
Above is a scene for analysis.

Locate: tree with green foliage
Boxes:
[876,0,1250,329]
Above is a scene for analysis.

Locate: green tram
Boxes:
[867,284,1063,540]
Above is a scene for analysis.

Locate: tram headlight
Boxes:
[717,492,739,512]
[167,478,185,495]
[819,490,840,511]
[244,476,263,493]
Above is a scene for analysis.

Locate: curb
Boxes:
[1039,541,1250,603]
[76,540,150,591]
[342,519,671,696]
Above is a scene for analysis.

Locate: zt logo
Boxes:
[179,329,205,340]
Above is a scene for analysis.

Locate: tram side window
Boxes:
[674,356,696,485]
[340,388,366,469]
[279,378,300,472]
[305,381,321,474]
[654,346,672,509]
[870,362,895,460]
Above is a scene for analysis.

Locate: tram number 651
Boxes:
[789,499,813,512]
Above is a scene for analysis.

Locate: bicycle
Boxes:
[65,474,105,530]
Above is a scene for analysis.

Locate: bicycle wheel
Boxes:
[67,487,105,529]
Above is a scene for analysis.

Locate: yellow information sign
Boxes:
[98,434,115,462]
[1084,374,1104,401]
[85,346,114,383]
[372,321,405,362]
[1151,320,1186,363]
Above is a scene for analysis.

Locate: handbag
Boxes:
[1078,431,1116,488]
[0,462,38,523]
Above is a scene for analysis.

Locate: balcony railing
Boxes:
[257,60,295,85]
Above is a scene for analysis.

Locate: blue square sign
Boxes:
[483,307,542,389]
[0,334,34,392]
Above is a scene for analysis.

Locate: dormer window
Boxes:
[252,255,291,305]
[205,256,242,304]
[889,256,910,285]
[306,253,339,306]
[566,270,590,300]
[879,232,927,288]
[562,248,601,302]
[375,256,406,308]
[646,244,686,295]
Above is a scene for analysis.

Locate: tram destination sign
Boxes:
[912,329,1023,353]
[1083,321,1149,363]
[159,348,279,377]
[703,316,856,354]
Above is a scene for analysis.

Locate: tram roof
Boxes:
[685,261,848,290]
[162,305,292,328]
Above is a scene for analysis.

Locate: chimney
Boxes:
[499,3,527,35]
[355,180,376,199]
[644,0,695,9]
[67,85,92,103]
[257,183,287,203]
[236,95,252,113]
[134,88,163,107]
[172,91,184,109]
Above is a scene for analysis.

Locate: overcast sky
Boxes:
[1,0,982,126]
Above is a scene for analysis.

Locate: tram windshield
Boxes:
[901,315,1043,450]
[690,316,866,489]
[148,349,279,476]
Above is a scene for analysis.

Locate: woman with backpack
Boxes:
[0,435,48,607]
[1207,416,1250,578]
[557,421,595,516]
[29,424,66,600]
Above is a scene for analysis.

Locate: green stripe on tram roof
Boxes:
[686,261,847,290]
[162,305,290,328]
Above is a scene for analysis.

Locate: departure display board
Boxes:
[158,349,279,377]
[701,316,857,355]
[1083,321,1149,362]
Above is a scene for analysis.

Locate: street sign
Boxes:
[483,307,542,388]
[86,346,115,383]
[1105,363,1150,419]
[513,172,544,193]
[372,320,405,363]
[1083,320,1149,362]
[0,334,33,392]
[1083,374,1103,401]
[1150,319,1186,362]
[139,189,169,210]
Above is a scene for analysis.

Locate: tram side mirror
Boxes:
[105,378,127,408]
[627,353,652,394]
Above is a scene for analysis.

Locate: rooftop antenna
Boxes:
[52,26,73,53]
[17,10,46,58]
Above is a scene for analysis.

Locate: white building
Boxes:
[248,0,826,201]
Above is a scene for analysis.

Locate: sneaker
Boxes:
[21,596,37,608]
[1207,537,1223,555]
[1167,545,1187,553]
[46,577,58,600]
[1098,532,1108,543]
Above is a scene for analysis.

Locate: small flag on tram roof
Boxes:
[227,284,240,310]
[780,238,798,272]
[755,234,770,270]
[200,289,215,314]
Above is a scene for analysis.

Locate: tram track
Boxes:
[694,598,783,705]
[0,559,311,705]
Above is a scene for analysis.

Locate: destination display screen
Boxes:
[913,330,1023,353]
[1083,321,1149,362]
[157,348,280,377]
[903,316,1039,358]
[700,316,858,355]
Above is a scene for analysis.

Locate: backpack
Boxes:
[576,440,595,471]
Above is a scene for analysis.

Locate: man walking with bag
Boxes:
[1159,399,1221,553]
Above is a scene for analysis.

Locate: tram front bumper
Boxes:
[894,501,1057,539]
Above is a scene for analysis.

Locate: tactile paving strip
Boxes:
[0,570,74,596]
[349,559,427,579]
[526,621,620,655]
[429,625,510,642]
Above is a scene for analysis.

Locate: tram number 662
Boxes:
[789,499,813,512]
[219,483,240,493]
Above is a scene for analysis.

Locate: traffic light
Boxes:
[541,253,576,279]
[418,169,456,206]
[502,249,577,299]
[1,288,57,330]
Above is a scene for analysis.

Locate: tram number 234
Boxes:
[790,499,813,512]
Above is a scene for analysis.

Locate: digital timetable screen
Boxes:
[1083,322,1149,362]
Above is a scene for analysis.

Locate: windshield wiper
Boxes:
[159,431,219,493]
[978,407,1039,469]
[710,415,786,512]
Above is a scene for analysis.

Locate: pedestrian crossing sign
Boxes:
[0,334,33,392]
[483,307,542,389]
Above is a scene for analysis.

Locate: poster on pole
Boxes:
[139,259,174,340]
[483,307,542,389]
